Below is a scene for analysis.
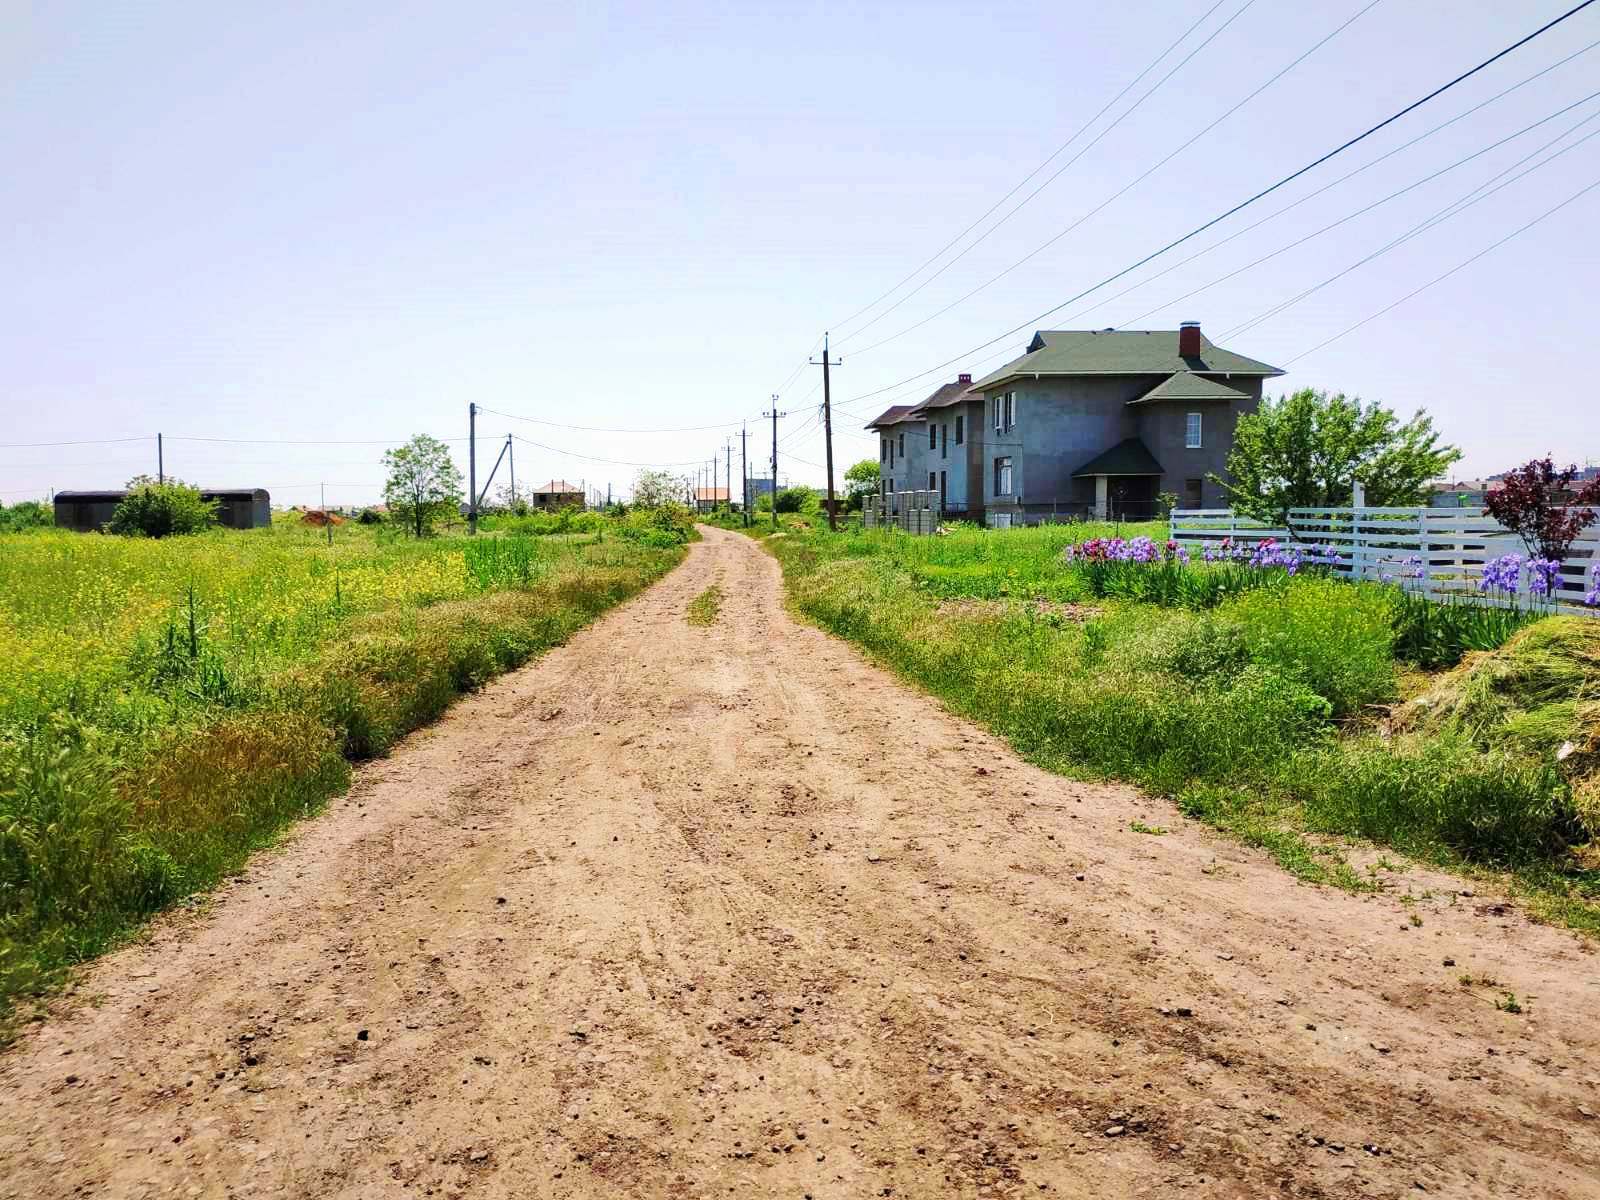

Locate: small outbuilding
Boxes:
[53,488,272,532]
[529,480,584,511]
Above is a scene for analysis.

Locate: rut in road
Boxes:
[1,526,1597,1199]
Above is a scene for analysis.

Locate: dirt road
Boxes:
[2,527,1597,1198]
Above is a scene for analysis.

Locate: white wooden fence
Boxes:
[1169,506,1600,616]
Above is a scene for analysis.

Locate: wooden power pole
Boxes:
[468,402,477,535]
[741,423,749,527]
[811,332,842,531]
[763,396,786,530]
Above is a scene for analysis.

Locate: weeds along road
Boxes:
[2,526,1597,1199]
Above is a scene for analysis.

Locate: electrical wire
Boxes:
[835,0,1269,347]
[1284,171,1600,364]
[1119,90,1600,330]
[1216,117,1600,340]
[841,0,1384,355]
[828,0,1235,337]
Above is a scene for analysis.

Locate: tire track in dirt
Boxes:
[0,526,1596,1198]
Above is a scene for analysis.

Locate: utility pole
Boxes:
[724,438,733,514]
[468,402,478,535]
[741,423,750,527]
[763,396,786,531]
[157,433,164,485]
[811,332,842,531]
[507,435,515,508]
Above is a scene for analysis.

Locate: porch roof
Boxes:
[1071,438,1165,477]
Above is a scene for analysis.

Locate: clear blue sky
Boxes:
[4,0,1597,506]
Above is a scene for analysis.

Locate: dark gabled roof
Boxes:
[1127,372,1252,405]
[1071,438,1165,477]
[974,329,1284,390]
[908,377,978,415]
[54,488,268,500]
[864,404,923,430]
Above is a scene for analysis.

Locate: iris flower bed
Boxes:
[1061,534,1343,609]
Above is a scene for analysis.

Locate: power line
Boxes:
[828,0,1235,338]
[509,434,707,469]
[1285,171,1600,363]
[0,436,150,448]
[828,0,1599,415]
[1219,114,1600,340]
[834,0,1262,347]
[1110,89,1600,330]
[1032,35,1600,331]
[479,404,753,435]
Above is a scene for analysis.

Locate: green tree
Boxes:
[1216,389,1460,524]
[108,477,218,538]
[383,435,463,538]
[630,468,682,508]
[843,459,881,512]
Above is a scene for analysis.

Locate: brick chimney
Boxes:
[1179,321,1201,358]
[958,373,972,384]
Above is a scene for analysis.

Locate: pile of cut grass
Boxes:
[1396,617,1600,841]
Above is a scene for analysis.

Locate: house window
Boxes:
[939,470,947,508]
[955,414,964,445]
[941,424,948,459]
[929,471,936,490]
[1184,478,1204,508]
[898,432,905,458]
[930,424,937,449]
[881,437,887,463]
[1186,412,1203,449]
[993,395,1003,433]
[1005,392,1016,429]
[994,456,1013,495]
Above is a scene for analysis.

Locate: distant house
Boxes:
[53,488,271,532]
[1429,479,1491,508]
[694,487,730,513]
[529,480,584,511]
[867,323,1282,525]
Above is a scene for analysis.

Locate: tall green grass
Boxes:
[0,521,682,1014]
[766,526,1597,926]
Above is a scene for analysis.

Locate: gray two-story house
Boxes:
[869,323,1282,526]
[866,375,976,515]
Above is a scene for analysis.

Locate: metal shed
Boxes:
[53,488,272,532]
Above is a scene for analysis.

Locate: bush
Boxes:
[1221,577,1397,717]
[0,501,52,532]
[356,507,385,525]
[108,481,218,538]
[619,502,695,545]
[774,486,812,514]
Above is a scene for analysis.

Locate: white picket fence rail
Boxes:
[1169,506,1600,616]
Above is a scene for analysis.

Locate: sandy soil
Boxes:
[2,526,1597,1199]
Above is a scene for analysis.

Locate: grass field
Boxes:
[0,518,684,1015]
[763,521,1600,933]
